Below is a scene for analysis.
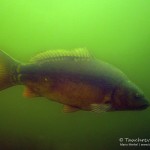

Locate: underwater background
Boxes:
[0,0,150,149]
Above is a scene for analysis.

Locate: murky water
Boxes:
[0,0,150,149]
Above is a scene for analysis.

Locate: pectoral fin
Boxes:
[23,87,39,98]
[90,103,111,113]
[63,105,79,113]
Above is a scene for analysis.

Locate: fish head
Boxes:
[112,80,149,111]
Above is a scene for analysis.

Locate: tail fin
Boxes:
[0,50,19,91]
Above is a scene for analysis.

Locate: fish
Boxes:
[0,48,149,113]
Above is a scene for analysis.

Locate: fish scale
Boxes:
[0,48,149,113]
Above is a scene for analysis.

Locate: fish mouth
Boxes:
[110,103,150,111]
[136,97,150,110]
[139,104,150,110]
[137,103,149,110]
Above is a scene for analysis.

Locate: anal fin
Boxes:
[63,105,79,113]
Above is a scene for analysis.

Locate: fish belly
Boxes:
[44,76,105,110]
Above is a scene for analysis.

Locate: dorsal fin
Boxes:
[30,48,93,63]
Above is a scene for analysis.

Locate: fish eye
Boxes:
[135,93,141,98]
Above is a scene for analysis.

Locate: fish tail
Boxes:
[0,50,20,91]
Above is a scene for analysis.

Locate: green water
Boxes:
[0,0,150,149]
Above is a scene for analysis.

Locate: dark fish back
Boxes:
[20,58,128,92]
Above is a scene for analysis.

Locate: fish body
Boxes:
[0,48,149,113]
